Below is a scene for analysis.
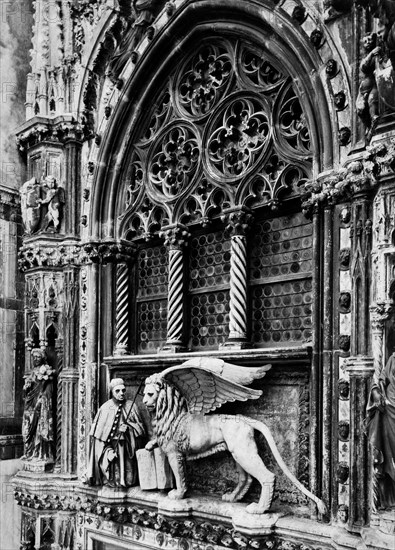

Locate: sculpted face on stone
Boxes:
[112,383,126,402]
[88,377,145,487]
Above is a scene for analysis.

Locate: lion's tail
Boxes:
[240,415,327,516]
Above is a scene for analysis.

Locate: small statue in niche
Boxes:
[356,33,381,134]
[38,175,64,232]
[107,0,159,82]
[22,349,55,462]
[324,0,352,20]
[20,177,41,234]
[88,378,145,487]
[365,354,395,509]
[142,358,327,515]
[337,504,349,523]
[19,175,64,235]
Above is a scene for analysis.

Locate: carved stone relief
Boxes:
[20,176,64,235]
[119,39,312,236]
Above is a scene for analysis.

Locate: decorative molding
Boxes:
[15,491,324,550]
[18,241,135,272]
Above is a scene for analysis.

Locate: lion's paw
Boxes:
[167,489,186,500]
[246,502,268,515]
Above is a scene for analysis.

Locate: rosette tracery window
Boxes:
[117,39,313,354]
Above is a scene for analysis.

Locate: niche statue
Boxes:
[88,378,145,487]
[142,358,327,515]
[22,349,55,462]
[365,354,395,509]
[356,33,381,133]
[20,175,64,234]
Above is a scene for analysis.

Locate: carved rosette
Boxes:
[162,226,190,348]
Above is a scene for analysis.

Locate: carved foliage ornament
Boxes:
[120,40,312,239]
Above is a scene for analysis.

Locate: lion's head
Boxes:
[143,374,162,411]
[143,374,188,446]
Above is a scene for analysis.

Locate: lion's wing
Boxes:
[162,366,262,414]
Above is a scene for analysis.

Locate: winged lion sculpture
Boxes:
[143,357,326,515]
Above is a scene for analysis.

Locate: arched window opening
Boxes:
[118,37,313,354]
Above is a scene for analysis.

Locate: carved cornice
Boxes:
[14,491,323,550]
[302,141,395,215]
[302,161,373,215]
[16,116,85,153]
[18,241,136,272]
[0,185,20,208]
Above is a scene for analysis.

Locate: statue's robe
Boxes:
[88,399,145,487]
[22,373,54,460]
[365,354,395,508]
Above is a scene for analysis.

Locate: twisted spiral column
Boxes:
[229,234,248,340]
[54,340,63,473]
[115,263,130,355]
[166,246,184,346]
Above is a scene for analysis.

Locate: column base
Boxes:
[219,340,250,350]
[158,344,187,354]
[21,458,54,472]
[114,345,128,356]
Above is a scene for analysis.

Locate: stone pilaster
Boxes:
[322,205,334,510]
[345,357,374,532]
[64,135,82,236]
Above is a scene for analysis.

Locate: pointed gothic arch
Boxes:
[87,0,340,240]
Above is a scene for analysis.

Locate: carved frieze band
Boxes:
[15,492,323,550]
[18,241,135,272]
[302,139,395,216]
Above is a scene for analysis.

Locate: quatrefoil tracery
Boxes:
[206,97,270,181]
[149,124,200,199]
[177,44,233,118]
[119,39,312,237]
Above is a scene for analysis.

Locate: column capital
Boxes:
[370,301,393,331]
[160,224,190,249]
[344,356,374,377]
[222,206,253,237]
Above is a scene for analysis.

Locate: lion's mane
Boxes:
[146,375,188,447]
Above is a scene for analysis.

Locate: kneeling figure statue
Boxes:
[143,358,326,515]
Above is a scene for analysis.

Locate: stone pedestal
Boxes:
[232,510,281,536]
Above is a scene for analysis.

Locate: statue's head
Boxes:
[110,378,126,402]
[143,373,162,411]
[45,175,56,189]
[31,348,46,368]
[363,32,377,52]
